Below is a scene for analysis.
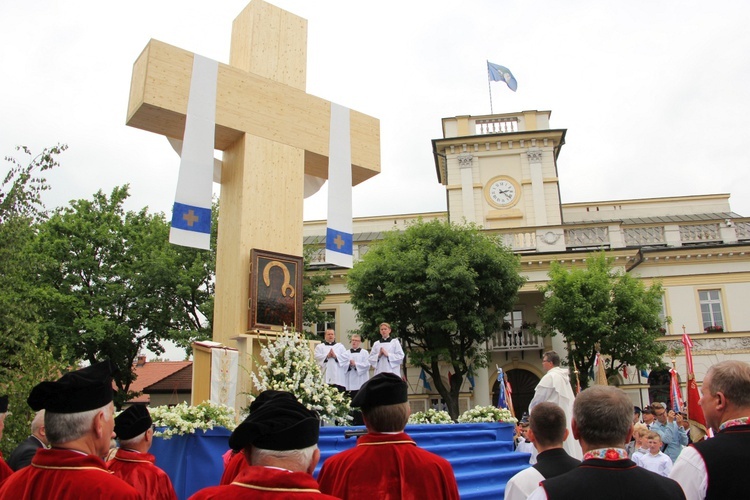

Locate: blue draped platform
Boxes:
[151,422,531,499]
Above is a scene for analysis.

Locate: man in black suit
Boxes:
[8,410,48,471]
[505,402,580,499]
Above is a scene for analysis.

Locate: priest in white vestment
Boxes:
[528,351,583,459]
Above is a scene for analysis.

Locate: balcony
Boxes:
[490,328,544,351]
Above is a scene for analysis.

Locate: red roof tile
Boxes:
[127,361,192,404]
[145,364,193,393]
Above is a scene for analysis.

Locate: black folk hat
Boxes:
[27,360,115,413]
[228,390,319,452]
[351,372,408,410]
[115,405,153,441]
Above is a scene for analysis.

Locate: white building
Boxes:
[304,110,750,416]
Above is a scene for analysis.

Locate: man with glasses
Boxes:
[529,351,582,459]
[650,402,688,463]
[670,360,750,499]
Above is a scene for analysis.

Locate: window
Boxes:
[503,310,524,331]
[315,311,336,338]
[699,290,724,331]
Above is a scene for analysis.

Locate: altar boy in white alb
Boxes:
[314,329,348,390]
[342,334,370,395]
[368,323,405,376]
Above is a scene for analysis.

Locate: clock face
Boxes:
[487,178,518,207]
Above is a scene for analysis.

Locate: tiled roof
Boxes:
[144,364,193,393]
[127,361,192,404]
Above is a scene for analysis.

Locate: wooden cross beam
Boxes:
[125,0,380,351]
[126,39,380,185]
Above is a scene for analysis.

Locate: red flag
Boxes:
[505,380,515,419]
[682,333,707,441]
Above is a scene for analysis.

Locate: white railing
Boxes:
[499,231,537,251]
[475,118,519,135]
[624,226,665,246]
[679,223,721,244]
[565,226,609,248]
[490,329,544,351]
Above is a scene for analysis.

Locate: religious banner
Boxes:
[248,249,303,332]
[505,379,515,418]
[210,347,239,408]
[669,368,684,413]
[169,54,218,250]
[682,333,707,441]
[496,368,508,409]
[325,102,353,268]
[594,353,608,386]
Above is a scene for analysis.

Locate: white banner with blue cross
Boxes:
[169,54,218,250]
[325,102,353,268]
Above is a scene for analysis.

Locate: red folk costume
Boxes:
[0,448,139,499]
[220,451,249,485]
[189,466,339,500]
[0,453,13,484]
[317,431,460,500]
[107,448,177,500]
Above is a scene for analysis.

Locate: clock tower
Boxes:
[432,110,566,237]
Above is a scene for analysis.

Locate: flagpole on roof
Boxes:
[486,60,494,114]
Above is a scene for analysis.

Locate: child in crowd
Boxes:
[633,431,672,476]
[514,418,538,464]
[627,424,648,459]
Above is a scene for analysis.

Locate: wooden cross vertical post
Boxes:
[126,0,380,406]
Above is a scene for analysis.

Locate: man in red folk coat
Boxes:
[0,360,139,499]
[108,404,177,500]
[189,390,338,500]
[0,396,14,484]
[317,373,460,500]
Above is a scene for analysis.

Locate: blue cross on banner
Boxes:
[326,228,353,255]
[172,202,211,233]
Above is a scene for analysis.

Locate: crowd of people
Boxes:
[0,344,747,499]
[506,354,750,500]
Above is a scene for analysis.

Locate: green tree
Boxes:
[0,145,68,363]
[301,245,331,339]
[0,337,69,456]
[34,186,215,407]
[536,252,667,389]
[347,219,525,419]
[0,145,70,454]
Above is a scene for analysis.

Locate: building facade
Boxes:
[304,110,750,416]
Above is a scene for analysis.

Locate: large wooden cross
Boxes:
[126,1,380,402]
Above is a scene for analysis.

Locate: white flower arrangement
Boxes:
[408,408,454,425]
[250,331,351,425]
[150,401,237,439]
[457,405,517,424]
